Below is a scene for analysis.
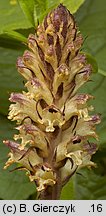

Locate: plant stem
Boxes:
[39,182,62,200]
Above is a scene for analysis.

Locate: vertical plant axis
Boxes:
[4,4,100,199]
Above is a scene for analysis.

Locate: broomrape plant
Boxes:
[4,4,100,199]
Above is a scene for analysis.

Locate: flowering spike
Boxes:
[4,4,100,200]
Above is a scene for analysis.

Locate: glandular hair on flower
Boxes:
[4,4,100,198]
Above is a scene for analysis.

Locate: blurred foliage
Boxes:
[0,0,106,199]
[18,0,85,27]
[0,0,32,33]
[60,178,74,200]
[76,0,106,76]
[75,0,106,199]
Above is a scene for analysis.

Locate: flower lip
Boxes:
[31,78,41,87]
[88,114,101,124]
[9,93,26,104]
[76,94,94,103]
[3,140,20,151]
[83,142,97,155]
[17,57,25,68]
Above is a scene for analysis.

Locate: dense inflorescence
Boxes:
[4,4,100,199]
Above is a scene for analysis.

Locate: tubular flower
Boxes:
[4,4,100,199]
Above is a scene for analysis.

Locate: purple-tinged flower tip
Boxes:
[74,54,86,64]
[3,140,20,151]
[9,93,25,104]
[31,78,41,87]
[88,114,101,125]
[83,64,92,77]
[83,142,97,155]
[16,57,24,69]
[23,50,34,64]
[17,57,33,80]
[76,94,94,104]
